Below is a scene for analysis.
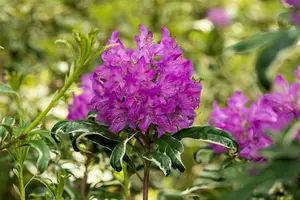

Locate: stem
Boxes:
[81,155,92,200]
[19,166,25,200]
[123,163,129,200]
[0,64,78,152]
[143,135,151,200]
[143,161,151,200]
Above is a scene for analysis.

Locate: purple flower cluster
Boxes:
[67,74,93,120]
[90,25,201,136]
[209,67,300,160]
[262,69,300,139]
[209,92,274,161]
[206,8,231,28]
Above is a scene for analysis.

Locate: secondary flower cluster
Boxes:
[67,74,93,120]
[209,67,300,161]
[206,8,230,28]
[67,25,202,136]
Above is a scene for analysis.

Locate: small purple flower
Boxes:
[207,8,231,28]
[67,74,94,120]
[91,25,202,136]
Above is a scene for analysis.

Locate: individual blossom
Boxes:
[209,91,274,161]
[261,67,300,139]
[91,24,202,136]
[67,74,94,120]
[206,8,231,28]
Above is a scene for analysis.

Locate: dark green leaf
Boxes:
[51,120,137,171]
[157,135,185,172]
[174,126,239,155]
[0,117,15,136]
[229,30,283,53]
[27,140,51,173]
[110,137,131,172]
[221,159,300,200]
[143,150,172,176]
[256,29,299,90]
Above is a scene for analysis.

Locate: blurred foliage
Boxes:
[1,0,300,199]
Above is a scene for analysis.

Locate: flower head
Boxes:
[261,67,300,139]
[209,91,273,160]
[67,74,94,120]
[207,8,231,28]
[91,25,201,136]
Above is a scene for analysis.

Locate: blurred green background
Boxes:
[1,0,299,199]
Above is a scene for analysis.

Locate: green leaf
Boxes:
[221,159,300,200]
[143,150,172,176]
[51,120,121,144]
[110,136,132,172]
[55,39,76,58]
[157,135,185,172]
[193,147,216,164]
[51,120,137,171]
[174,126,239,155]
[28,130,59,148]
[0,116,15,137]
[27,140,51,173]
[229,31,283,53]
[0,83,18,95]
[256,29,299,90]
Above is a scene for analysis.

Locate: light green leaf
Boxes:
[55,39,76,58]
[0,116,15,136]
[143,150,172,176]
[27,140,51,173]
[174,126,239,155]
[0,83,18,95]
[157,135,185,172]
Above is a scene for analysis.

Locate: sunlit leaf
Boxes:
[143,150,172,176]
[0,83,18,95]
[27,140,51,173]
[174,126,239,155]
[157,135,185,172]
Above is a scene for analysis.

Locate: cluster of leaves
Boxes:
[50,112,239,199]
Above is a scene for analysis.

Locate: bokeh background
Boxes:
[0,0,299,199]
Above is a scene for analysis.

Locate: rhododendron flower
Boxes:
[207,8,230,28]
[261,67,300,139]
[91,24,202,136]
[209,91,273,161]
[209,67,300,160]
[67,74,93,120]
